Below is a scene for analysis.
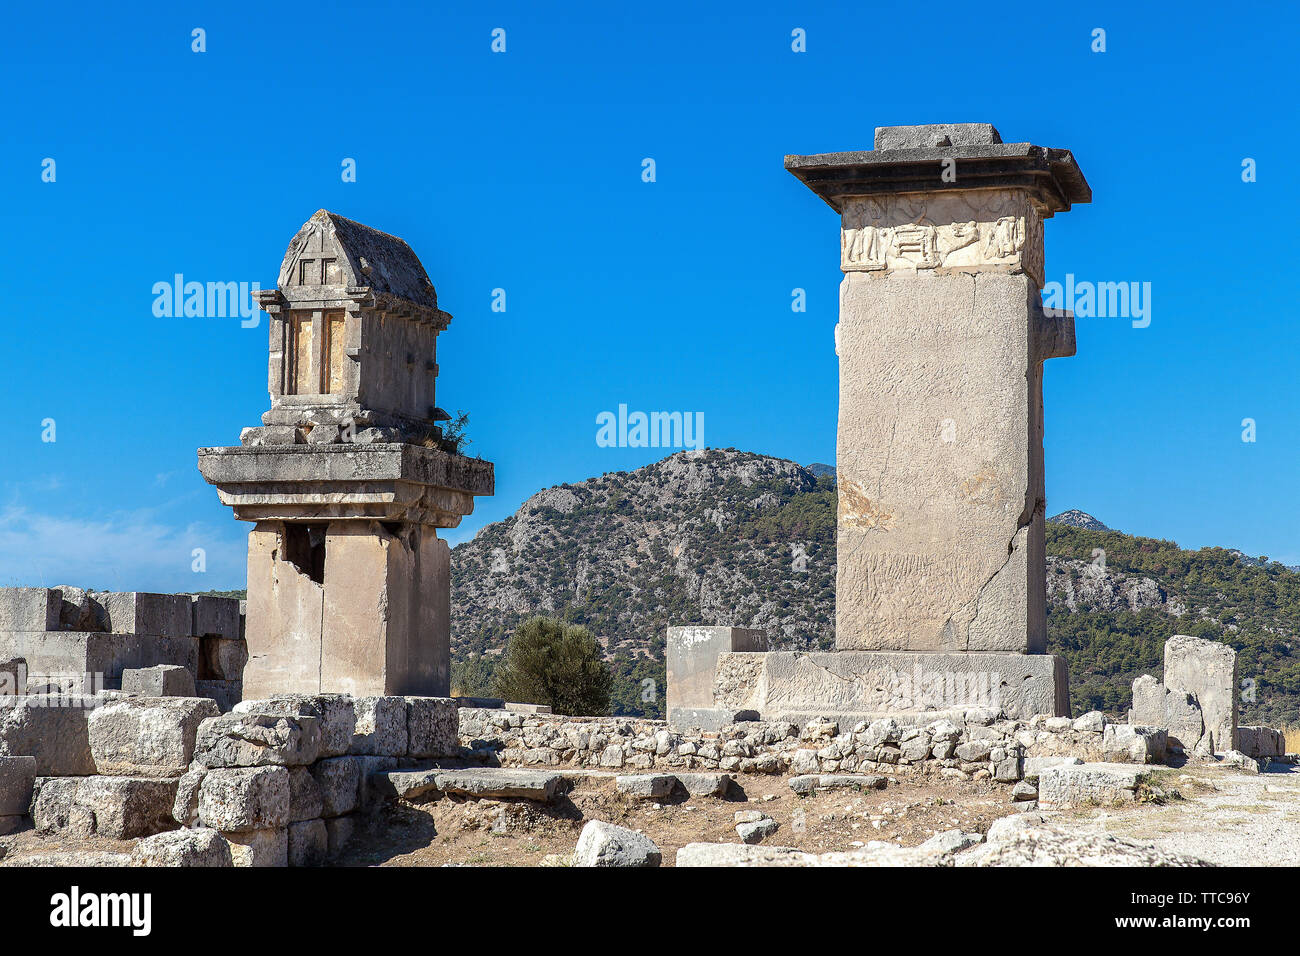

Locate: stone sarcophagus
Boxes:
[199,211,493,700]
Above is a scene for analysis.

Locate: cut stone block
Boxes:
[198,766,291,832]
[349,696,407,756]
[324,815,356,857]
[95,591,192,638]
[1130,674,1165,727]
[0,657,26,696]
[1164,634,1238,754]
[196,679,242,712]
[131,828,233,867]
[191,595,241,641]
[616,774,675,800]
[369,767,441,801]
[1021,756,1082,782]
[199,637,247,682]
[236,694,355,758]
[788,773,888,796]
[572,820,661,867]
[0,588,60,632]
[1238,726,1285,759]
[0,755,36,815]
[224,826,288,867]
[673,772,732,798]
[406,696,458,758]
[69,776,180,839]
[714,650,1068,721]
[121,665,197,698]
[431,768,561,801]
[0,697,96,775]
[288,766,324,822]
[194,712,322,768]
[88,696,219,776]
[0,631,200,689]
[0,814,25,835]
[667,625,766,731]
[288,818,328,867]
[310,757,362,817]
[1102,724,1166,764]
[1037,763,1152,809]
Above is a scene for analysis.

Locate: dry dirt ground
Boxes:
[337,772,1026,867]
[3,764,1296,866]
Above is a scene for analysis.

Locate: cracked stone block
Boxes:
[1164,635,1237,755]
[198,766,290,832]
[1037,763,1152,809]
[224,827,288,867]
[236,695,355,758]
[348,697,407,756]
[406,696,458,758]
[88,696,219,776]
[194,712,321,768]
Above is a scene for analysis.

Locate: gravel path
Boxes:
[1059,762,1300,866]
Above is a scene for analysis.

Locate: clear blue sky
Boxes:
[3,1,1297,591]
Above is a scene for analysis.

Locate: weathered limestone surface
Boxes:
[197,212,493,701]
[1037,763,1152,809]
[131,828,234,867]
[198,766,290,832]
[121,665,196,698]
[194,712,322,768]
[0,755,36,816]
[34,775,179,839]
[666,626,765,731]
[0,698,96,775]
[572,820,661,867]
[712,650,1068,721]
[1164,635,1237,754]
[1127,635,1241,756]
[87,696,219,776]
[235,694,357,759]
[784,124,1088,670]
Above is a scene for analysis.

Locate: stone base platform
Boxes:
[707,650,1069,725]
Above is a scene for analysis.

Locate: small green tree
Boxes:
[493,616,612,716]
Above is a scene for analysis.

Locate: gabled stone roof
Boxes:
[276,209,439,310]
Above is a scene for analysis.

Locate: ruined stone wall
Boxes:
[0,588,245,709]
[457,707,1167,783]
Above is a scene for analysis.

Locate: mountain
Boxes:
[1048,510,1110,531]
[449,449,835,716]
[451,450,1300,726]
[806,462,836,479]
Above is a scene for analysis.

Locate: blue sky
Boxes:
[3,1,1297,591]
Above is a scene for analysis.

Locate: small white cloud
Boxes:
[0,505,244,592]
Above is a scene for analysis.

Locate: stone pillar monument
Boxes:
[198,210,493,701]
[670,125,1089,727]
